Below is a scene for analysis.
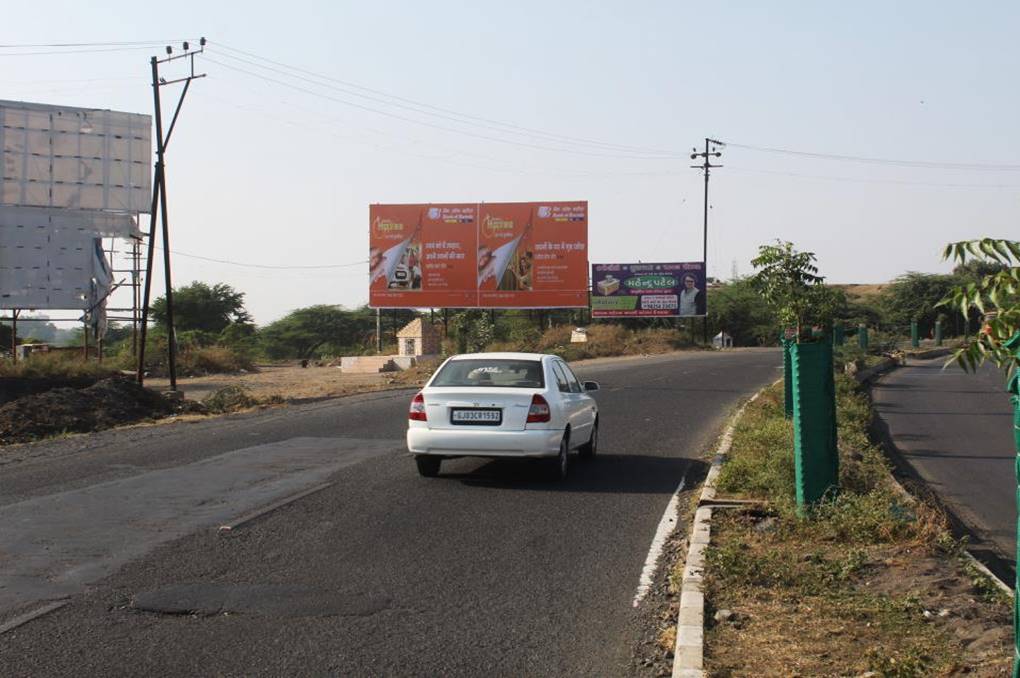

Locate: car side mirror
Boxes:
[583,381,600,392]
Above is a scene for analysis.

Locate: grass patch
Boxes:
[702,375,1011,675]
[0,353,119,380]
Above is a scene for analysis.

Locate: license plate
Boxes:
[451,408,502,425]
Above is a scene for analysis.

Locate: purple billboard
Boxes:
[591,262,706,317]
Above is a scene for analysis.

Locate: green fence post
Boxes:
[791,340,840,508]
[782,336,794,419]
[911,321,920,348]
[833,324,845,347]
[858,323,869,351]
[1005,332,1020,678]
[935,320,943,347]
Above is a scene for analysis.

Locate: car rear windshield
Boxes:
[431,359,545,388]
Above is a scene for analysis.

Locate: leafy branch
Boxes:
[937,238,1020,373]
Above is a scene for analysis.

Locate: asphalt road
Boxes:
[0,349,780,677]
[872,357,1017,578]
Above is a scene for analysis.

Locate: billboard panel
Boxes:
[0,99,151,213]
[369,203,477,308]
[591,262,706,317]
[477,201,588,308]
[369,201,588,309]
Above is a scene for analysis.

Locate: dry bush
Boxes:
[0,352,118,380]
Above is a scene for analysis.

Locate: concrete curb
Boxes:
[671,388,766,678]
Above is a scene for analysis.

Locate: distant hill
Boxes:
[831,283,887,301]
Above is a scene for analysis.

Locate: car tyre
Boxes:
[548,435,569,481]
[415,455,441,477]
[579,420,598,459]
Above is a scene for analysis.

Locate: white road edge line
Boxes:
[633,472,687,608]
[0,600,69,635]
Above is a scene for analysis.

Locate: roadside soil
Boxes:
[0,377,176,445]
[704,509,1012,676]
[143,362,432,402]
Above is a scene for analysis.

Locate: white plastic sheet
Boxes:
[0,212,113,310]
[1,99,152,213]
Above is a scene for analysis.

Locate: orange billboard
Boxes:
[369,203,478,308]
[370,201,588,309]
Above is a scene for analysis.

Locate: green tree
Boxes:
[938,238,1020,372]
[259,305,375,359]
[151,282,252,334]
[878,272,958,334]
[450,310,494,353]
[708,278,776,345]
[750,240,826,340]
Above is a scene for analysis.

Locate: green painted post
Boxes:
[935,320,943,347]
[791,340,839,507]
[911,321,920,348]
[833,324,845,347]
[858,323,869,351]
[781,336,794,419]
[1005,332,1020,678]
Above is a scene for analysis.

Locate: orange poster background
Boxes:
[478,201,588,308]
[369,201,587,309]
[369,203,477,308]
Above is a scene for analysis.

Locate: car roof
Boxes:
[447,352,550,362]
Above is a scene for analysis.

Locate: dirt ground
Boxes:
[704,510,1012,676]
[144,362,428,402]
[0,377,176,445]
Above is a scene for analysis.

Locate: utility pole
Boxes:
[690,138,724,345]
[137,38,206,389]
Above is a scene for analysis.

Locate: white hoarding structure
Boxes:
[0,100,151,213]
[0,100,152,319]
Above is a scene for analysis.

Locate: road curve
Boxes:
[0,349,780,677]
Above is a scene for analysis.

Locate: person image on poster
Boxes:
[678,273,705,316]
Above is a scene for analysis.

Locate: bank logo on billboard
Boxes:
[537,206,551,218]
[428,207,441,219]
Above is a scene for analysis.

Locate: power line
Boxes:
[214,42,680,157]
[0,45,174,57]
[727,166,1020,188]
[725,141,1020,172]
[203,55,683,160]
[160,246,367,270]
[0,40,193,48]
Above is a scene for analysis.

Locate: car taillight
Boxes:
[526,394,551,423]
[409,392,427,421]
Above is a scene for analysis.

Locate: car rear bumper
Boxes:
[407,427,563,457]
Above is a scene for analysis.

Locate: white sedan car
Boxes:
[406,352,600,480]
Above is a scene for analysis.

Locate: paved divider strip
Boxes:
[218,481,335,533]
[0,600,68,636]
[672,388,766,678]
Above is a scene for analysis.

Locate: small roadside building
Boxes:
[396,318,442,358]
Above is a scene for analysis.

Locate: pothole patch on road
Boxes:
[131,583,391,618]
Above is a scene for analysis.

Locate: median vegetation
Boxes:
[699,377,1011,675]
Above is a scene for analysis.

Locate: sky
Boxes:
[3,1,1019,325]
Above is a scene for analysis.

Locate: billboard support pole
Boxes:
[691,138,724,344]
[376,308,382,353]
[10,309,18,364]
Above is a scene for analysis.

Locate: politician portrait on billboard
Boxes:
[591,262,706,318]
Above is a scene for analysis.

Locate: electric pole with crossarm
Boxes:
[691,138,724,344]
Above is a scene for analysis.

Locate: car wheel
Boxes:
[579,420,598,459]
[415,455,441,477]
[548,435,569,481]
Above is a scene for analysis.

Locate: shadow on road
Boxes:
[435,453,707,494]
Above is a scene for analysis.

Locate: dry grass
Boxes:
[701,376,1012,675]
